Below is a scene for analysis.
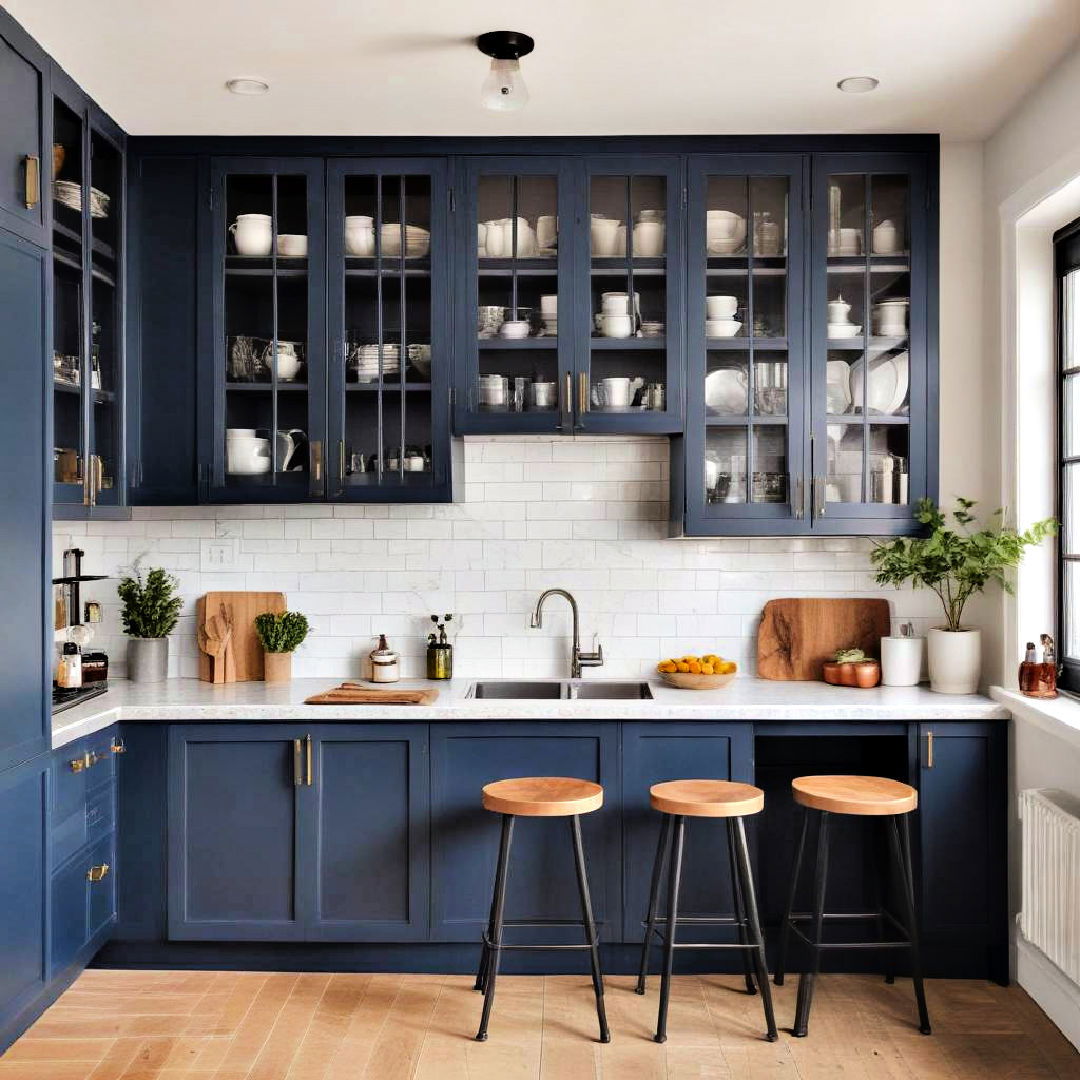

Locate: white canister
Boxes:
[633,221,665,257]
[230,213,273,256]
[872,219,900,254]
[880,634,924,686]
[369,634,400,683]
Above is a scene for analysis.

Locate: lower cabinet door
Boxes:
[307,725,429,941]
[621,723,753,942]
[0,757,47,1024]
[168,725,307,941]
[914,721,1007,981]
[430,723,621,943]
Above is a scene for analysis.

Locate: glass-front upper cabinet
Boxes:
[810,154,929,532]
[683,155,805,531]
[51,87,126,515]
[579,157,683,432]
[455,157,574,432]
[326,160,451,500]
[206,158,326,502]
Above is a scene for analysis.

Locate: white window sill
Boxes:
[989,686,1080,751]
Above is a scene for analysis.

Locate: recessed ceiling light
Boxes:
[837,76,879,94]
[225,77,270,96]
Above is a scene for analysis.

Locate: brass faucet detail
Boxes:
[530,589,604,679]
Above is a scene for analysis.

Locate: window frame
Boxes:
[1055,216,1080,693]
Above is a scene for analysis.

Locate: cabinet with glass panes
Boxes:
[677,150,934,536]
[51,79,126,517]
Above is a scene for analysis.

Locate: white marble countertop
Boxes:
[51,676,1009,749]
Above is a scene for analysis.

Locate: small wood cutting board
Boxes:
[305,682,440,706]
[757,597,891,681]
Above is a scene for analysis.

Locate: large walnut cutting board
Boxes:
[757,598,891,681]
[197,591,286,682]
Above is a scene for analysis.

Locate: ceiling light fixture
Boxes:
[837,76,880,94]
[477,31,534,112]
[225,77,270,96]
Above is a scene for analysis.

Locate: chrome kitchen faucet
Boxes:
[530,589,604,679]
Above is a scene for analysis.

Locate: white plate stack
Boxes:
[349,344,401,383]
[380,224,430,258]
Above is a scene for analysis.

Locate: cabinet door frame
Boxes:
[682,153,808,533]
[326,157,453,502]
[201,156,328,503]
[808,151,936,535]
[307,724,430,941]
[167,723,311,941]
[575,154,685,435]
[0,8,50,247]
[453,155,577,434]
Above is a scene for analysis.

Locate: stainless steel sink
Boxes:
[468,680,652,700]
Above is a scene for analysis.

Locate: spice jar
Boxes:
[57,641,82,689]
[369,634,400,683]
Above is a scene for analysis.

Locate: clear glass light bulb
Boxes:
[481,58,528,112]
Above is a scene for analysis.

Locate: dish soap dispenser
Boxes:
[369,634,400,683]
[426,613,454,680]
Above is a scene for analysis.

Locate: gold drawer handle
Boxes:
[87,863,110,883]
[24,154,40,210]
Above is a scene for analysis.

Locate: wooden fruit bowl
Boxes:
[659,671,737,691]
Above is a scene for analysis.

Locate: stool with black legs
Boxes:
[635,780,777,1044]
[774,775,932,1038]
[473,777,610,1044]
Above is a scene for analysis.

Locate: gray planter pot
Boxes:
[128,636,169,683]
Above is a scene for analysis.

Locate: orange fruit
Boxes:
[701,663,715,675]
[676,661,690,673]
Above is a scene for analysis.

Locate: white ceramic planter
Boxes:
[927,627,981,694]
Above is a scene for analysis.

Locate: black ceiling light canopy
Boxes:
[476,31,534,112]
[476,31,535,61]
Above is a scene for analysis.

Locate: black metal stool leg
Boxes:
[475,814,514,1041]
[654,815,686,1044]
[726,818,758,995]
[732,816,779,1042]
[636,814,673,995]
[793,810,829,1037]
[874,818,895,984]
[775,804,809,987]
[474,820,505,993]
[890,815,932,1036]
[569,814,611,1043]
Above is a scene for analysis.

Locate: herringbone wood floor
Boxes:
[0,969,1076,1079]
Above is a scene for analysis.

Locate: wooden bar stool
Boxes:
[474,777,610,1043]
[774,775,931,1038]
[636,780,777,1043]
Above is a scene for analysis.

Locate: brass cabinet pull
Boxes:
[791,475,804,520]
[563,373,572,415]
[338,439,346,486]
[82,457,92,507]
[111,737,126,754]
[578,372,588,414]
[87,863,110,883]
[91,455,103,507]
[305,734,314,786]
[24,154,40,210]
[310,440,325,497]
[293,739,304,786]
[926,730,934,769]
[813,475,826,518]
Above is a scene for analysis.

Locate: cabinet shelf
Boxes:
[707,337,788,350]
[827,336,907,351]
[706,414,789,426]
[53,380,116,405]
[477,338,557,349]
[825,413,910,424]
[590,337,666,349]
[225,382,310,392]
[478,258,556,276]
[827,254,910,272]
[54,219,117,264]
[346,382,432,392]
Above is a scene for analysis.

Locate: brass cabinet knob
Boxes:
[87,863,110,883]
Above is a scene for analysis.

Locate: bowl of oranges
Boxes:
[656,654,737,690]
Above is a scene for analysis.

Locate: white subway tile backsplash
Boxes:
[61,436,926,679]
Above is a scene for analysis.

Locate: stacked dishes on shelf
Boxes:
[827,295,861,339]
[344,217,430,258]
[706,210,746,255]
[349,343,401,383]
[54,180,110,219]
[225,429,271,475]
[705,294,741,338]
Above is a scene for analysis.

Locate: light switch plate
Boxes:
[201,539,238,571]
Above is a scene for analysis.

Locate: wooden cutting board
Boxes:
[757,598,891,681]
[305,683,440,706]
[197,591,286,682]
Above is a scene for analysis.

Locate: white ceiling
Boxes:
[9,0,1080,139]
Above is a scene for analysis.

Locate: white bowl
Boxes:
[828,323,862,339]
[499,320,531,340]
[706,295,739,319]
[276,233,308,257]
[706,319,742,338]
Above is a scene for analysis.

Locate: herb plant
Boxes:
[254,611,310,653]
[832,648,867,664]
[870,498,1056,632]
[116,567,183,639]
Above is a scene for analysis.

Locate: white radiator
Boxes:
[1019,788,1080,985]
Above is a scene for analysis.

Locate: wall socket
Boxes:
[201,539,238,571]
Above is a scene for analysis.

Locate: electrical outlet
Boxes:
[201,539,238,571]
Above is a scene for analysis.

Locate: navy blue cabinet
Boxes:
[0,10,48,246]
[168,723,429,942]
[0,228,48,771]
[914,721,1007,981]
[0,756,48,1050]
[429,722,621,942]
[621,723,753,942]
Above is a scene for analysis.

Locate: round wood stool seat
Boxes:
[649,779,764,818]
[482,777,603,817]
[792,775,918,816]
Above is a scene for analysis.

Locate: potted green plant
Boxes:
[254,611,310,683]
[116,566,183,683]
[871,498,1055,694]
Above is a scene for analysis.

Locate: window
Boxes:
[1056,218,1080,691]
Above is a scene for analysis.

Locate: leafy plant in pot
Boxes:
[254,611,310,683]
[871,498,1055,694]
[116,567,182,683]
